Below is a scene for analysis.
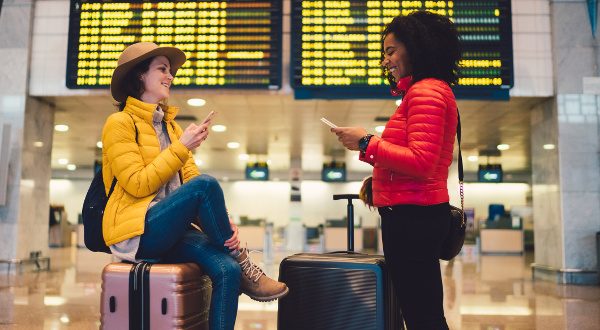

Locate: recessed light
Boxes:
[58,158,69,165]
[212,125,226,132]
[187,98,206,107]
[96,141,103,149]
[497,144,510,151]
[54,124,69,132]
[33,141,44,147]
[543,144,555,150]
[375,125,385,133]
[238,154,249,161]
[66,164,76,171]
[467,155,479,162]
[395,99,402,106]
[227,142,240,149]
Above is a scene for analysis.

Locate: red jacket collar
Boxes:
[391,76,413,96]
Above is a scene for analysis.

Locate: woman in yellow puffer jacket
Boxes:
[102,42,288,330]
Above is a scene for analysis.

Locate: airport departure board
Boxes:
[66,0,282,89]
[291,1,513,99]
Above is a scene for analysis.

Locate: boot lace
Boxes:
[239,249,265,283]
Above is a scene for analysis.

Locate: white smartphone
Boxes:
[320,117,338,128]
[202,111,215,124]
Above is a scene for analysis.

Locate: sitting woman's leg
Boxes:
[136,174,288,302]
[137,174,233,259]
[162,230,241,330]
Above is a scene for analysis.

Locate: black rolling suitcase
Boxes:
[278,194,404,330]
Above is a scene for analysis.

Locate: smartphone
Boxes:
[202,111,215,124]
[320,117,338,128]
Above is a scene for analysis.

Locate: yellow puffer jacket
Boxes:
[101,96,200,245]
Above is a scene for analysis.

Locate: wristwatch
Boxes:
[358,134,373,153]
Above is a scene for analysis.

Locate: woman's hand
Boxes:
[331,127,367,151]
[179,120,211,150]
[224,217,240,251]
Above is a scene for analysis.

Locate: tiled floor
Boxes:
[1,245,599,329]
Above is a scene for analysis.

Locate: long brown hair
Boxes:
[115,56,169,111]
[359,176,374,209]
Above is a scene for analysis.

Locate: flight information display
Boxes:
[67,0,282,89]
[291,1,513,99]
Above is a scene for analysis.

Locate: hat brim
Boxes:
[110,47,186,103]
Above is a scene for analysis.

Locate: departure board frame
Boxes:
[66,0,282,90]
[291,1,514,100]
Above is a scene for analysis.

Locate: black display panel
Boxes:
[67,0,282,89]
[291,1,513,100]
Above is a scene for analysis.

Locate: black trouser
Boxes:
[379,203,451,330]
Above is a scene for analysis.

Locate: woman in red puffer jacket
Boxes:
[332,11,461,330]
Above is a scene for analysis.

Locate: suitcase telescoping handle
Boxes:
[333,194,360,252]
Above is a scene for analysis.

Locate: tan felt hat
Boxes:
[110,42,186,102]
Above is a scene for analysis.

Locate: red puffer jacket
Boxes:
[359,77,458,207]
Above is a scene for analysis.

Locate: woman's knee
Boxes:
[186,174,222,194]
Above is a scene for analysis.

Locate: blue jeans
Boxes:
[136,174,241,330]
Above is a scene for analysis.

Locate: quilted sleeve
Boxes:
[367,86,447,179]
[102,113,191,197]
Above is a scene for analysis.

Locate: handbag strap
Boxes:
[457,110,465,221]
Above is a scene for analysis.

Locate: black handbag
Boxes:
[81,172,115,253]
[440,112,466,261]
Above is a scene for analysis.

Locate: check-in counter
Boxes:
[324,227,363,252]
[480,229,524,254]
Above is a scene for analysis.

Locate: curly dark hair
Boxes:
[116,57,154,111]
[381,11,461,88]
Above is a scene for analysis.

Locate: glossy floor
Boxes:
[0,245,599,329]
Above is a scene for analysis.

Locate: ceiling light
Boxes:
[467,155,479,162]
[33,141,44,148]
[238,154,249,161]
[212,125,226,132]
[375,125,385,133]
[194,158,203,166]
[54,124,69,132]
[497,144,510,151]
[58,158,69,165]
[96,141,103,149]
[227,142,240,149]
[187,98,206,107]
[267,159,272,165]
[66,164,76,171]
[543,144,555,150]
[395,99,402,106]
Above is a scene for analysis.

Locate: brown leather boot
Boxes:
[236,248,289,302]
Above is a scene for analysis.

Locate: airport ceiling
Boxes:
[45,91,547,179]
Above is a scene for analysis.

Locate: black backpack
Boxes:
[81,172,116,253]
[82,113,137,254]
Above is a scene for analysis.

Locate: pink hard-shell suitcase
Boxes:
[100,262,211,330]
